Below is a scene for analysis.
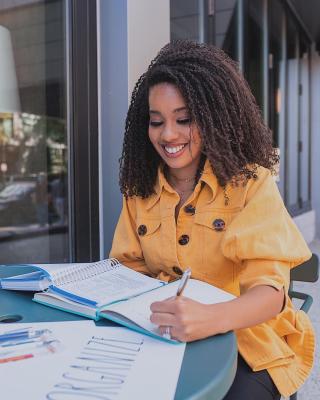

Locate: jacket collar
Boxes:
[145,159,218,210]
[199,159,219,202]
[145,165,172,210]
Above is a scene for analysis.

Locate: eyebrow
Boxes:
[149,107,188,115]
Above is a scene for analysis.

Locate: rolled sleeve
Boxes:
[239,259,290,295]
[222,168,311,294]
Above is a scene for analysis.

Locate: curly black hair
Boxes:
[120,40,279,198]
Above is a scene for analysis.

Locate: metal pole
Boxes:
[263,0,269,125]
[280,10,287,201]
[198,0,208,43]
[236,0,244,71]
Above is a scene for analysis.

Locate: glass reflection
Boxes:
[0,0,69,263]
[170,0,237,60]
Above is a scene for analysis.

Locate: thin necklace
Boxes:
[169,178,195,197]
[170,174,196,183]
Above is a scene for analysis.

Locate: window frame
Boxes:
[68,0,100,261]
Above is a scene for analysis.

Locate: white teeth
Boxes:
[164,144,185,154]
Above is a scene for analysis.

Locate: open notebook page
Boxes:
[100,279,235,336]
[50,264,164,306]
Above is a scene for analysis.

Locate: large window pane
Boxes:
[299,39,311,207]
[170,0,237,60]
[208,0,237,60]
[0,0,69,263]
[269,0,285,195]
[268,0,283,148]
[245,0,264,109]
[170,0,199,41]
[286,17,299,211]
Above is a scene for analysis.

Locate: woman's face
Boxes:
[148,83,202,176]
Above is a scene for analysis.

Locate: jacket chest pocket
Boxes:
[136,218,162,271]
[193,210,239,283]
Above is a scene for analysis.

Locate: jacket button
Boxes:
[178,234,189,245]
[172,266,183,275]
[184,204,196,215]
[213,218,225,231]
[137,224,147,236]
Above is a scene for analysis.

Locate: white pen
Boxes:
[175,268,191,298]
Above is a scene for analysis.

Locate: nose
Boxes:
[160,122,179,143]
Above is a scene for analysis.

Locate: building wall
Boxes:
[98,0,170,257]
[294,48,320,244]
[98,0,128,258]
[127,0,170,99]
[311,49,320,237]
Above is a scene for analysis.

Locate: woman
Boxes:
[110,40,314,399]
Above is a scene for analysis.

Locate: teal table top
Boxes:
[0,265,237,400]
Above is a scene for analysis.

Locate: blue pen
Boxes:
[0,337,44,347]
[0,327,33,334]
[0,329,49,343]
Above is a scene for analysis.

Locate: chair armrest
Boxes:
[289,290,313,313]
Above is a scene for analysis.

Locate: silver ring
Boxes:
[163,326,171,339]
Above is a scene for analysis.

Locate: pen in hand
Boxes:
[162,268,192,340]
[175,268,191,298]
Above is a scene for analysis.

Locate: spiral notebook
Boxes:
[0,259,235,342]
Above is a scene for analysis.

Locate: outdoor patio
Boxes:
[284,239,320,399]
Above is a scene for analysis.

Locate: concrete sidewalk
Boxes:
[283,239,320,399]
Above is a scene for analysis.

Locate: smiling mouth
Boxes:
[162,144,187,155]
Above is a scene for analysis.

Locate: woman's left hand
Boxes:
[150,296,224,342]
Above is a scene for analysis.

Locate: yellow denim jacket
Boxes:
[110,160,315,397]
